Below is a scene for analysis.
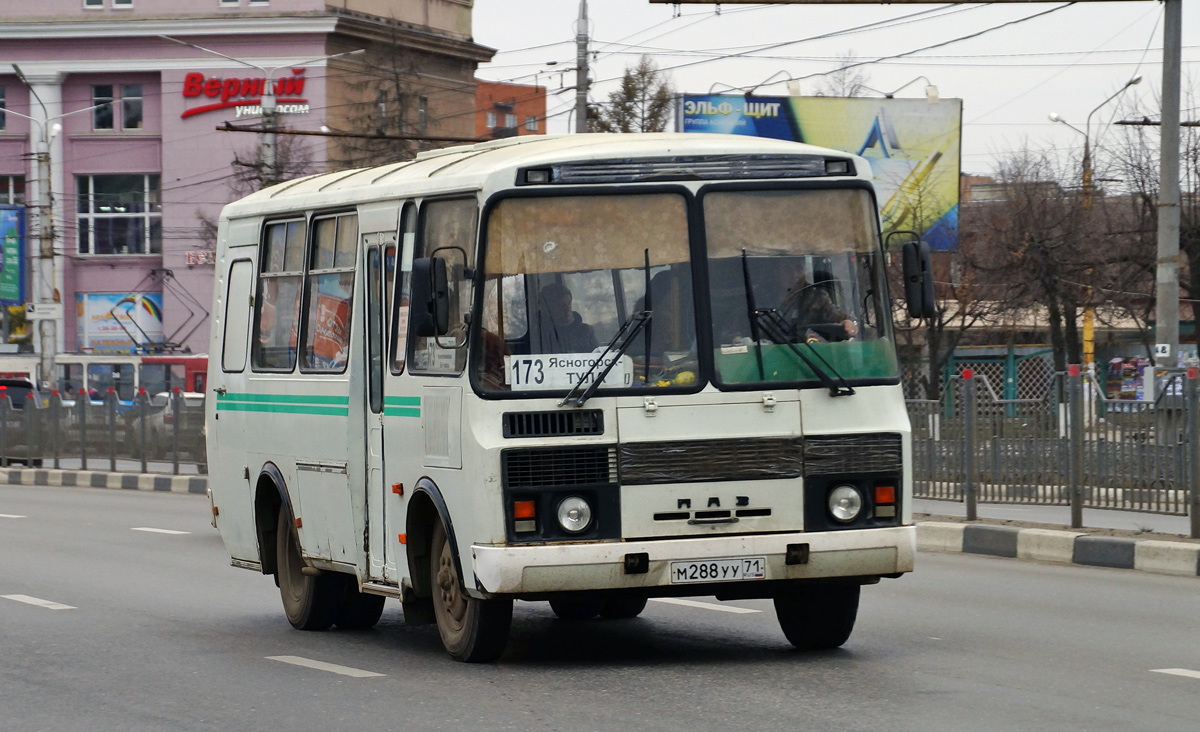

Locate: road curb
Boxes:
[3,467,207,495]
[917,521,1200,578]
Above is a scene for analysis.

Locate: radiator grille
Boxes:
[619,438,803,485]
[803,433,902,476]
[503,410,604,438]
[547,155,830,184]
[502,446,617,489]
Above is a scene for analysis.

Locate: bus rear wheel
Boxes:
[430,521,512,662]
[773,584,860,651]
[276,509,345,631]
[599,596,648,619]
[548,596,604,621]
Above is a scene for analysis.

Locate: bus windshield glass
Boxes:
[704,188,898,386]
[477,193,696,394]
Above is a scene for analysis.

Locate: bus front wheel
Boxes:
[773,584,860,651]
[276,509,345,631]
[430,521,512,662]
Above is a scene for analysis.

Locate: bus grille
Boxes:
[619,438,803,485]
[502,446,617,489]
[503,410,604,438]
[803,433,902,476]
[548,155,830,184]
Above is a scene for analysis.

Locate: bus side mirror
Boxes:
[901,240,936,320]
[411,256,450,337]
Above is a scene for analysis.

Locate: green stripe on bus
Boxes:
[217,393,349,405]
[217,402,349,417]
[384,407,421,418]
[384,396,421,406]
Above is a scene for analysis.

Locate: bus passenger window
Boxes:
[302,214,357,372]
[252,220,305,371]
[391,203,416,374]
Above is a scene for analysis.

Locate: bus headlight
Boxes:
[556,496,593,533]
[828,485,863,523]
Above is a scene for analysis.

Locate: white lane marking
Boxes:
[0,514,27,518]
[2,594,76,610]
[650,597,761,614]
[266,656,385,678]
[131,527,190,535]
[1152,668,1200,680]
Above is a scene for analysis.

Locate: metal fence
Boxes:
[909,367,1200,537]
[0,390,206,475]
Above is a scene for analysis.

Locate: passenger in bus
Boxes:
[781,268,857,342]
[536,283,597,354]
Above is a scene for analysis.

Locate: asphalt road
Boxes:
[3,483,1199,732]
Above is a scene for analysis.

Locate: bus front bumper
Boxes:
[471,525,915,595]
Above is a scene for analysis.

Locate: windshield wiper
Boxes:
[740,251,854,398]
[560,249,654,408]
[559,309,651,408]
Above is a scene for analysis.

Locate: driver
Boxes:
[538,282,598,353]
[780,269,857,341]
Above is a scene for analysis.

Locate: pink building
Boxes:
[0,0,492,355]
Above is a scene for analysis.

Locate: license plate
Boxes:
[669,556,767,584]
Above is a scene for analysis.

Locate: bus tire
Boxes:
[430,520,511,662]
[276,509,344,631]
[599,596,648,619]
[773,584,860,651]
[548,597,603,621]
[334,586,386,630]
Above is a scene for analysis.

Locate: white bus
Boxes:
[207,133,933,662]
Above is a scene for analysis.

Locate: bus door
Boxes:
[363,211,400,582]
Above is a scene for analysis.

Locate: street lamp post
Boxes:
[1048,75,1142,373]
[10,64,110,387]
[159,36,364,185]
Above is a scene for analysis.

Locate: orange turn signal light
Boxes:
[513,500,536,520]
[875,485,896,505]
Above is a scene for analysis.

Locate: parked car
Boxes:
[0,378,44,466]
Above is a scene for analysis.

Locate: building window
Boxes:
[113,0,132,6]
[505,113,517,129]
[486,111,496,129]
[93,85,114,130]
[220,0,239,5]
[84,0,103,7]
[2,176,25,206]
[418,96,427,134]
[249,0,269,4]
[121,84,143,129]
[525,115,538,132]
[76,174,162,255]
[0,86,6,130]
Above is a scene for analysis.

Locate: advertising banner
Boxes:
[0,206,25,305]
[76,292,164,353]
[679,94,962,250]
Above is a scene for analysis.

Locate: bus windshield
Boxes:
[477,193,696,394]
[704,188,898,386]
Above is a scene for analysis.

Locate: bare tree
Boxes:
[588,57,673,133]
[816,51,870,98]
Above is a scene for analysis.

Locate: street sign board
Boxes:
[25,302,63,320]
[0,206,25,306]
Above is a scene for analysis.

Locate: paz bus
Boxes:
[206,133,934,662]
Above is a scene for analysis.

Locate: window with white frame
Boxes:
[505,113,517,129]
[113,0,133,6]
[84,0,103,7]
[121,84,143,129]
[92,84,143,130]
[220,0,239,5]
[93,85,114,130]
[486,111,496,128]
[2,176,25,205]
[76,174,162,255]
[525,115,538,132]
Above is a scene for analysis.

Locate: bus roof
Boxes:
[221,133,872,218]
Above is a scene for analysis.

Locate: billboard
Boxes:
[0,206,25,305]
[76,292,164,353]
[678,94,962,250]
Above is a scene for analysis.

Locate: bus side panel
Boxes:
[208,218,259,563]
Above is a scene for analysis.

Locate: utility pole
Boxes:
[575,0,589,133]
[1156,0,1182,369]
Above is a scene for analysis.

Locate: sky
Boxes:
[472,1,1199,178]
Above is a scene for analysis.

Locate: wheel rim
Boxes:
[435,534,468,632]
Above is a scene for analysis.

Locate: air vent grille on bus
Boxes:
[503,410,604,438]
[528,154,837,185]
[619,438,804,485]
[502,446,617,489]
[803,433,902,476]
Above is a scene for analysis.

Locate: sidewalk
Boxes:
[914,497,1200,578]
